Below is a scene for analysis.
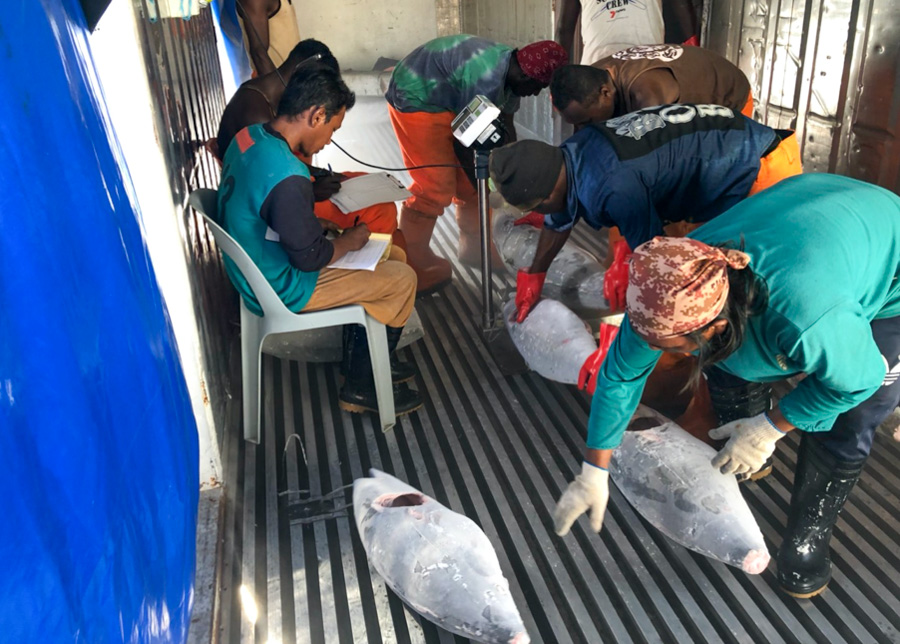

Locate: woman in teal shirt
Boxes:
[554,174,900,598]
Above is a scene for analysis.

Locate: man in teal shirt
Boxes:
[218,64,422,416]
[553,174,900,599]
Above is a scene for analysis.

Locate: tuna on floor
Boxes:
[353,469,530,643]
[491,200,609,314]
[610,406,771,574]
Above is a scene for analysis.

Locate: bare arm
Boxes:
[529,226,571,273]
[585,448,613,469]
[629,69,681,109]
[216,91,276,159]
[236,0,276,75]
[555,0,581,63]
[330,224,371,262]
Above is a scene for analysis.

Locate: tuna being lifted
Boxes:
[503,299,599,384]
[491,201,609,313]
[610,406,771,574]
[353,470,530,643]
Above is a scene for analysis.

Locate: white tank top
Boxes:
[239,0,301,72]
[579,0,665,64]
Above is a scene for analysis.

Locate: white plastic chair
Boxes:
[188,189,396,442]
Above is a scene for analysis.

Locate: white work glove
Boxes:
[553,462,610,536]
[709,412,785,475]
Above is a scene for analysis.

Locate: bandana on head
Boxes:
[625,237,750,342]
[516,41,569,85]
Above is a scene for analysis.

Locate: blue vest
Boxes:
[217,124,318,315]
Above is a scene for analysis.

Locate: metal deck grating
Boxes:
[211,98,900,644]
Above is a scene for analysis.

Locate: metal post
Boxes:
[475,149,493,330]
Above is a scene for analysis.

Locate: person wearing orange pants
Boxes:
[309,170,402,251]
[214,39,402,247]
[550,44,754,129]
[386,107,476,286]
[386,35,568,292]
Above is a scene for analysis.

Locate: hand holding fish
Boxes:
[514,269,547,323]
[709,412,786,475]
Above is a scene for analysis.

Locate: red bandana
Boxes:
[516,41,569,85]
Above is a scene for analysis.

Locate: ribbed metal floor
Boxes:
[213,99,900,644]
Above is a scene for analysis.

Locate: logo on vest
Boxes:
[612,44,684,62]
[882,354,900,386]
[605,104,735,140]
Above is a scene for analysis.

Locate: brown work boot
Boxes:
[391,228,407,254]
[398,205,452,294]
[455,200,504,269]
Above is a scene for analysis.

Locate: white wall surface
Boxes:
[300,0,438,70]
[89,0,222,488]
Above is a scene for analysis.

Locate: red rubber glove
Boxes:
[682,34,701,47]
[603,240,632,312]
[514,269,547,323]
[578,322,620,394]
[513,211,545,228]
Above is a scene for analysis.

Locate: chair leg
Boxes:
[240,305,263,444]
[364,316,395,432]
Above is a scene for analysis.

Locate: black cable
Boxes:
[330,140,467,172]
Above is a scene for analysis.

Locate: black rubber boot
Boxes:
[777,435,865,598]
[706,367,774,480]
[339,324,354,379]
[339,326,423,416]
[342,324,417,384]
[386,326,416,384]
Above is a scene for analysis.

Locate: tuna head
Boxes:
[353,470,530,644]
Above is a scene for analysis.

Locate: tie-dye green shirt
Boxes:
[386,34,521,114]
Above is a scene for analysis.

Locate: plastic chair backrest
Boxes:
[188,189,288,317]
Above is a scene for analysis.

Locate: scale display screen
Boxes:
[451,95,502,148]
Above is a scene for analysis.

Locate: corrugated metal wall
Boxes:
[706,0,900,193]
[460,0,561,142]
[131,3,236,437]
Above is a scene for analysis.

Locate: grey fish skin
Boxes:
[491,203,609,314]
[610,406,770,574]
[353,470,530,644]
[503,299,597,385]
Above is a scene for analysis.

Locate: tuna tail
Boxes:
[741,548,771,575]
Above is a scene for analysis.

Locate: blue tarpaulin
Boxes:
[212,0,252,88]
[0,1,199,643]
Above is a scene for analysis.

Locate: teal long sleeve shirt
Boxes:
[587,174,900,450]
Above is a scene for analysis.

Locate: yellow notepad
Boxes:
[327,232,393,271]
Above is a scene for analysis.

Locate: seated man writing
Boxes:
[215,39,403,249]
[218,64,422,416]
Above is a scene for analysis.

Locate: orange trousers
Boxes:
[387,104,477,218]
[740,90,754,119]
[747,131,802,196]
[312,171,399,234]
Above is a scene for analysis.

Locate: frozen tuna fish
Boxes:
[492,207,609,312]
[353,470,530,644]
[609,406,770,574]
[503,299,597,384]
